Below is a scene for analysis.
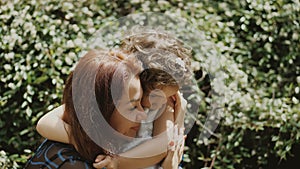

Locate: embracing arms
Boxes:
[36,105,169,168]
[36,92,187,168]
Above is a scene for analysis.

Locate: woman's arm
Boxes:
[36,105,70,143]
[37,104,167,168]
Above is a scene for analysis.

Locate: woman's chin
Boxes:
[123,130,138,139]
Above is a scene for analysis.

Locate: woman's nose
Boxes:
[136,110,148,122]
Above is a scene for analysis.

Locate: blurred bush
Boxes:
[0,0,299,168]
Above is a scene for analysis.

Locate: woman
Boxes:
[25,49,145,168]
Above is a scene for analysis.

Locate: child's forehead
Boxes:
[143,84,164,93]
[143,85,179,98]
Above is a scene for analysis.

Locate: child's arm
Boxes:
[36,105,70,143]
[117,96,176,158]
[153,91,187,136]
[94,92,187,169]
[152,96,176,136]
[152,92,187,168]
[93,105,173,169]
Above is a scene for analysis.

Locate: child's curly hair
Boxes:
[121,27,193,92]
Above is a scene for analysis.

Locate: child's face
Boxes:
[141,85,179,111]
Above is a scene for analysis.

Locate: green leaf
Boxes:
[33,76,48,84]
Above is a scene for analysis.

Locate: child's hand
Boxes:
[161,138,185,169]
[93,155,118,169]
[161,120,186,169]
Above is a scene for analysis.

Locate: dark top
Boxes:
[25,139,93,169]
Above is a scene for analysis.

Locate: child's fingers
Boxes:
[93,156,112,169]
[168,140,175,151]
[161,141,176,168]
[174,130,186,162]
[178,137,185,159]
[95,155,106,163]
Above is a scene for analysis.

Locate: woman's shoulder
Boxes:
[25,139,93,169]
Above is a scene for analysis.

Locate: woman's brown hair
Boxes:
[62,49,142,162]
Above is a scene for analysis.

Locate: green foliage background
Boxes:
[0,0,299,168]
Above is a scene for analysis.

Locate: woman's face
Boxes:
[109,77,146,138]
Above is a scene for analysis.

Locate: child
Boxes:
[37,28,193,168]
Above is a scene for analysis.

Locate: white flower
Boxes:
[131,0,141,3]
[295,87,299,94]
[49,30,55,36]
[8,83,16,89]
[72,24,80,32]
[296,76,300,84]
[33,62,38,68]
[25,13,32,20]
[81,7,93,16]
[55,19,62,25]
[42,15,49,21]
[88,27,96,34]
[49,25,56,36]
[65,56,73,65]
[4,64,12,71]
[55,59,63,67]
[49,25,55,30]
[5,53,14,60]
[74,38,83,46]
[53,37,62,44]
[292,97,299,104]
[34,43,42,50]
[281,114,287,122]
[66,40,75,48]
[65,12,74,20]
[62,2,74,11]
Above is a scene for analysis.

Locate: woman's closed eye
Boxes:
[129,106,138,111]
